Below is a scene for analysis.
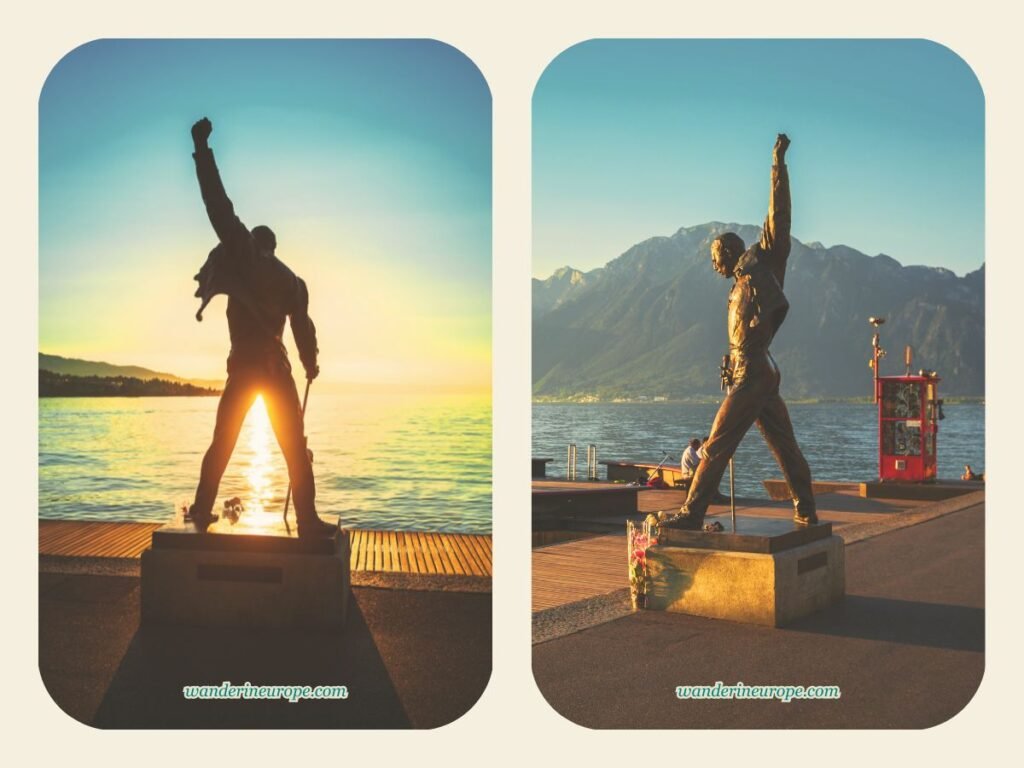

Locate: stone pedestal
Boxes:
[140,513,349,629]
[646,516,844,627]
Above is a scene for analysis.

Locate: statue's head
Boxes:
[251,225,277,257]
[710,233,745,278]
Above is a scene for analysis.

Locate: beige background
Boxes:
[4,0,1020,762]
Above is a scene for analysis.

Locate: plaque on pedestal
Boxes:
[141,512,350,630]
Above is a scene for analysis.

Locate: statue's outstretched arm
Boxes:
[191,118,249,247]
[758,133,792,287]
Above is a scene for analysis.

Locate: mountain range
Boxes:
[39,353,222,390]
[533,222,984,400]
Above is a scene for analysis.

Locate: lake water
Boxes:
[39,392,492,533]
[532,402,985,496]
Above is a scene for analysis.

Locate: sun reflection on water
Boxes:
[240,395,281,532]
[38,392,494,533]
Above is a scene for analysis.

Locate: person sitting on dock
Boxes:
[680,438,702,486]
[185,117,336,538]
[962,464,985,482]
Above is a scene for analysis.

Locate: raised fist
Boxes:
[774,133,790,161]
[191,117,213,145]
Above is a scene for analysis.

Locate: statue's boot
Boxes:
[297,512,338,538]
[792,499,819,526]
[185,504,219,533]
[656,507,705,530]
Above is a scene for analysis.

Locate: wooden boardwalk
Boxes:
[39,520,492,577]
[532,534,626,612]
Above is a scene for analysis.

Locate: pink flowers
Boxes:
[627,520,657,610]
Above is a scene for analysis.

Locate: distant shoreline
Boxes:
[39,393,220,398]
[532,396,985,406]
[39,370,221,398]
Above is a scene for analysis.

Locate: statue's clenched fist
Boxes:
[773,133,790,163]
[191,117,213,146]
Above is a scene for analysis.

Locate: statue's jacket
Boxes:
[728,247,789,358]
[191,147,318,377]
[726,160,791,387]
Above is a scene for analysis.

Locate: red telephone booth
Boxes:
[876,374,941,482]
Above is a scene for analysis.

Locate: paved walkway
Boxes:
[39,578,491,729]
[532,500,984,729]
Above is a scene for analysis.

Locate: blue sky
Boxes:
[533,39,984,278]
[40,39,491,387]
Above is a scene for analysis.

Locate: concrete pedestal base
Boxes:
[140,515,350,629]
[646,519,844,626]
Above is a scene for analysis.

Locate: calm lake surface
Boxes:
[39,392,492,533]
[532,402,985,496]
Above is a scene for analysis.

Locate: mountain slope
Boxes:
[532,223,984,399]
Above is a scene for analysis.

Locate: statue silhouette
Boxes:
[186,117,335,537]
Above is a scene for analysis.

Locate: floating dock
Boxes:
[533,480,639,523]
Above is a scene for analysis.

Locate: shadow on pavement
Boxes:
[789,594,983,653]
[94,596,408,728]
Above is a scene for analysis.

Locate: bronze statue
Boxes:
[660,134,818,529]
[186,117,336,537]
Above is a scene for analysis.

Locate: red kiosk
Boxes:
[869,318,943,483]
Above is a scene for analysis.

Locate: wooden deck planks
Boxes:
[436,535,461,575]
[450,536,474,576]
[381,530,392,572]
[468,538,490,576]
[456,535,481,576]
[418,531,439,574]
[38,520,492,578]
[404,531,420,573]
[532,533,627,612]
[39,521,162,559]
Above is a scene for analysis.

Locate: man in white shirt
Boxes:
[681,438,702,480]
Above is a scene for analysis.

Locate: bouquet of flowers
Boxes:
[627,518,657,610]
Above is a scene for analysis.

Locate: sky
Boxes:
[40,39,491,389]
[533,39,984,278]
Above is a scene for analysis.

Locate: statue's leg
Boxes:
[263,371,327,534]
[681,375,766,523]
[756,389,817,523]
[192,374,257,518]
